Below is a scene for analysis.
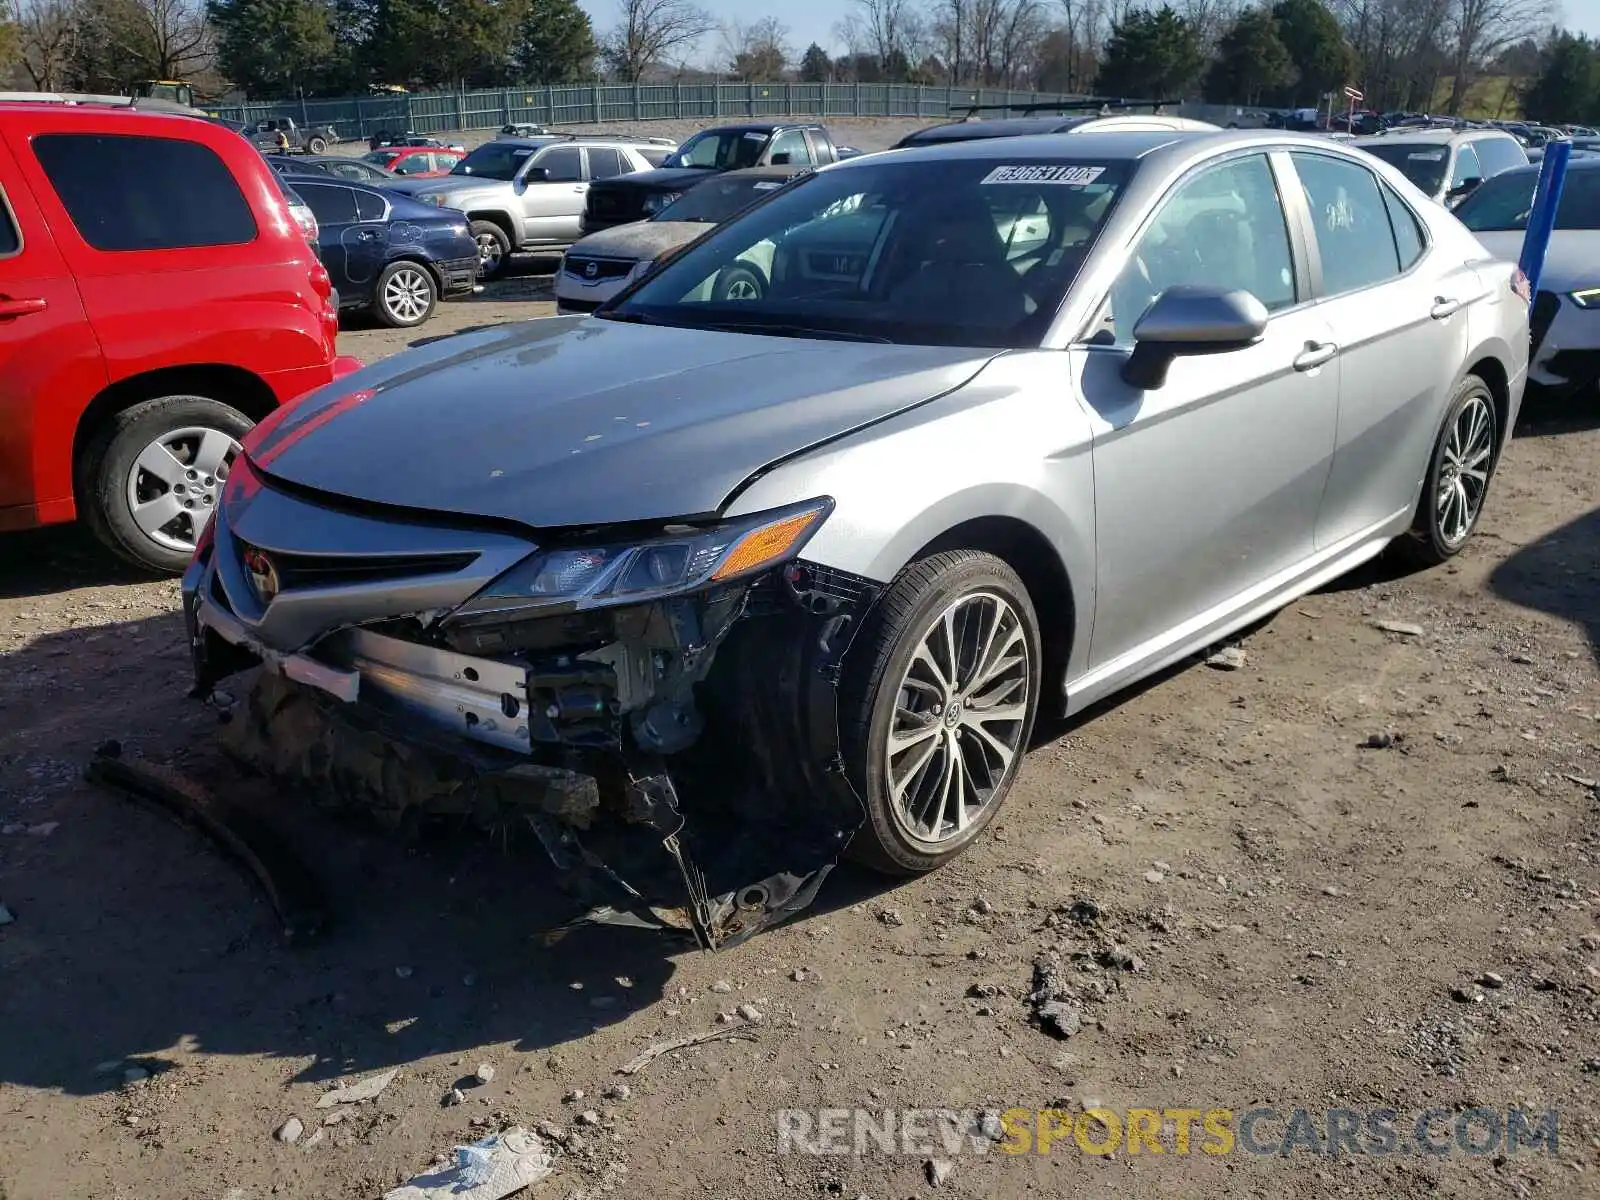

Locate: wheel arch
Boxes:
[466,209,517,245]
[907,515,1079,697]
[72,365,277,492]
[1464,350,1512,451]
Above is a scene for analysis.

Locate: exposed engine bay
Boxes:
[187,525,882,949]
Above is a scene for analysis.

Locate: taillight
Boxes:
[1511,266,1531,303]
[309,260,332,299]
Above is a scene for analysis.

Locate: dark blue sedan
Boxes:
[281,176,479,327]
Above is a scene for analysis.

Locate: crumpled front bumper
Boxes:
[181,462,877,949]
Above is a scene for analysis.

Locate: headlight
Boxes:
[418,193,448,206]
[641,191,683,214]
[1570,288,1600,308]
[452,499,832,619]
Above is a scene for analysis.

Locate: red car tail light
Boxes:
[309,260,332,299]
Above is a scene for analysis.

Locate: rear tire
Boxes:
[1393,373,1499,567]
[307,136,328,154]
[712,263,766,302]
[840,550,1041,875]
[471,221,511,280]
[374,260,438,327]
[78,394,253,574]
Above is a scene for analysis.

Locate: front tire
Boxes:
[307,136,328,154]
[374,261,438,327]
[1394,374,1499,567]
[78,394,252,574]
[471,221,511,280]
[840,550,1041,875]
[712,263,766,302]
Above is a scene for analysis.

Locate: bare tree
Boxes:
[601,0,716,83]
[1442,0,1551,112]
[119,0,211,79]
[11,0,76,89]
[719,14,789,80]
[849,0,915,65]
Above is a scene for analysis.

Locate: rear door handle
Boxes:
[0,296,46,318]
[1431,297,1462,319]
[1293,341,1337,371]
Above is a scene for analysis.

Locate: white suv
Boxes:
[391,134,676,277]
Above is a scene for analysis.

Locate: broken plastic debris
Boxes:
[615,1026,759,1076]
[316,1067,398,1108]
[383,1128,553,1200]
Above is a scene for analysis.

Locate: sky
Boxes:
[576,0,1600,68]
[577,0,858,66]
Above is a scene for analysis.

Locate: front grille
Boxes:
[1530,289,1561,356]
[269,550,479,591]
[564,256,634,282]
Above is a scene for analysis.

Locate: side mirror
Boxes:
[1447,177,1482,205]
[770,151,792,165]
[1121,286,1269,391]
[523,166,550,183]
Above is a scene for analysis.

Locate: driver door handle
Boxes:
[1430,297,1462,319]
[0,295,47,318]
[1293,341,1337,371]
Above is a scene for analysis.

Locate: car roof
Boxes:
[1354,128,1511,146]
[1487,156,1600,179]
[878,128,1212,165]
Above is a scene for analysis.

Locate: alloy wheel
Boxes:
[383,266,432,323]
[885,591,1032,843]
[1435,393,1494,547]
[476,234,504,273]
[724,278,760,300]
[124,425,238,554]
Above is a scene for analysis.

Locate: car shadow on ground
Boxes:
[1514,385,1600,439]
[0,604,897,1098]
[1488,503,1600,666]
[0,524,160,599]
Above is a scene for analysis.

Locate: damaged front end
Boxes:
[182,457,879,949]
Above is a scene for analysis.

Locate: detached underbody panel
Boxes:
[183,465,880,949]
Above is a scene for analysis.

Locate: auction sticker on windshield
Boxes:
[982,164,1106,186]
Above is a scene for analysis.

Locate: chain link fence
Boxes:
[212,83,1101,139]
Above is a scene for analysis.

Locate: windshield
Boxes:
[1359,142,1449,195]
[449,141,543,181]
[666,129,771,170]
[605,156,1132,349]
[1455,167,1600,231]
[361,150,399,168]
[656,175,796,223]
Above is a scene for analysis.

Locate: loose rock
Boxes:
[602,1083,631,1101]
[443,1088,465,1107]
[710,980,734,994]
[563,1089,585,1102]
[1038,1000,1083,1039]
[736,1003,764,1023]
[274,1116,304,1144]
[474,1063,495,1084]
[1144,870,1165,885]
[1362,731,1396,750]
[926,1158,956,1186]
[1372,619,1425,637]
[1478,972,1506,989]
[878,908,906,927]
[1205,645,1245,671]
[1451,985,1484,1004]
[576,1110,602,1127]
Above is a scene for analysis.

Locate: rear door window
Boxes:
[586,147,627,179]
[1381,184,1427,269]
[1289,152,1401,295]
[354,189,387,222]
[297,183,359,227]
[768,129,815,166]
[0,190,18,255]
[32,133,256,251]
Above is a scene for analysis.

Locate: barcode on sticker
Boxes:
[982,164,1106,186]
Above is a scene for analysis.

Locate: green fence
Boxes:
[212,83,1091,139]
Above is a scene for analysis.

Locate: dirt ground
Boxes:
[4,268,1600,1200]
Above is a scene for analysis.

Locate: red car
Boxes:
[0,98,361,572]
[359,146,466,178]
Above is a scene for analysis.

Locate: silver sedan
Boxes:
[182,130,1530,947]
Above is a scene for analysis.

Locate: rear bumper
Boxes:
[435,255,479,297]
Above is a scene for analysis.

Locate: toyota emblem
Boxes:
[584,261,599,279]
[242,547,280,604]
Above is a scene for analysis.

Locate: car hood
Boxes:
[567,221,709,262]
[597,166,719,191]
[385,175,490,197]
[1472,229,1600,291]
[245,317,996,529]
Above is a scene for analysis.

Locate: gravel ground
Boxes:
[2,283,1600,1200]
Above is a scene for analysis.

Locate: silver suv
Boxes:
[394,134,676,277]
[1352,128,1528,208]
